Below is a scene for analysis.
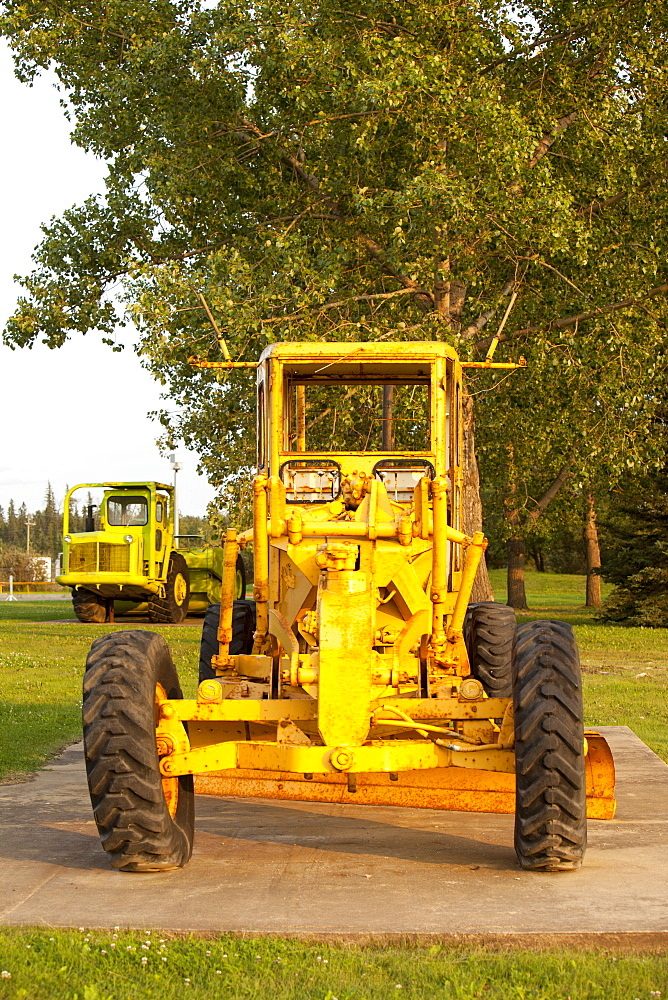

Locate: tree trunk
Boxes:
[583,491,602,608]
[462,390,494,601]
[507,534,529,609]
[504,445,528,609]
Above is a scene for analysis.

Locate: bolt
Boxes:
[162,758,173,772]
[198,679,222,703]
[161,704,175,719]
[331,747,354,771]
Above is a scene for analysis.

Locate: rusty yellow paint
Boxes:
[193,742,614,820]
[158,341,618,824]
[159,736,517,779]
[154,682,183,819]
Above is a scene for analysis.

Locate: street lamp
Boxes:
[169,453,181,541]
[26,514,35,554]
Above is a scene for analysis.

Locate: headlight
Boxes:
[124,534,133,543]
[64,535,71,543]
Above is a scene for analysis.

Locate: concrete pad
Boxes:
[1,727,667,941]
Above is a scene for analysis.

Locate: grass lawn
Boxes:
[0,929,666,1000]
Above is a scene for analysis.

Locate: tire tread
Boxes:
[513,619,587,871]
[82,630,194,871]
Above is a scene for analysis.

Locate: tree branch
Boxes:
[260,287,418,325]
[527,463,572,522]
[528,111,579,168]
[577,176,654,218]
[233,120,434,312]
[460,279,516,340]
[477,280,668,349]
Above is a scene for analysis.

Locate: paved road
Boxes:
[1,727,666,942]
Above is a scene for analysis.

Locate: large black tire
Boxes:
[464,601,516,697]
[199,600,256,683]
[82,630,194,872]
[147,552,190,624]
[513,620,587,872]
[72,588,107,624]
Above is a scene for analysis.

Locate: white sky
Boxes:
[0,43,216,517]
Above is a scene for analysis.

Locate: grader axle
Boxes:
[81,341,616,874]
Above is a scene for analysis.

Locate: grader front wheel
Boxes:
[82,630,194,871]
[513,620,587,872]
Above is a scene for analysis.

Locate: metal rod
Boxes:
[296,385,306,452]
[252,477,269,648]
[430,476,449,647]
[218,528,240,658]
[447,531,486,641]
[382,384,394,450]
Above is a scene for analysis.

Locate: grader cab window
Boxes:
[107,497,148,527]
[284,382,431,453]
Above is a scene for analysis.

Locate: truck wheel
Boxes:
[72,588,107,624]
[82,630,194,871]
[199,600,256,683]
[235,554,247,600]
[147,552,190,624]
[513,620,587,872]
[464,601,515,697]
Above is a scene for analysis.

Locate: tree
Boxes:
[599,469,668,627]
[3,0,668,594]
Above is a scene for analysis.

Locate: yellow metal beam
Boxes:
[158,694,511,723]
[159,737,517,778]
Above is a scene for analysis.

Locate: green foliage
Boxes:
[2,0,668,509]
[598,469,668,627]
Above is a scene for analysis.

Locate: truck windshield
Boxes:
[107,497,148,527]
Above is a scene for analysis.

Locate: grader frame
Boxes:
[155,342,615,822]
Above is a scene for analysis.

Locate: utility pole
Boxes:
[169,454,181,540]
[26,514,35,554]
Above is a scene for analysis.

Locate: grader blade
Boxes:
[194,731,616,820]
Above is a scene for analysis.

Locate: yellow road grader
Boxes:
[82,341,616,873]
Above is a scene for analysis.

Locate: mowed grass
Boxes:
[0,929,666,1000]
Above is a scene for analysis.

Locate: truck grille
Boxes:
[68,542,130,573]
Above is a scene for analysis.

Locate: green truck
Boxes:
[57,482,245,623]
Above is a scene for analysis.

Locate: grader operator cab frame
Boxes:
[59,481,245,624]
[82,342,616,874]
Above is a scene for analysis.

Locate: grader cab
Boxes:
[82,342,616,874]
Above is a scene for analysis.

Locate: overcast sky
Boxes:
[0,42,216,517]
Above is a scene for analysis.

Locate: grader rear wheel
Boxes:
[82,630,194,871]
[464,601,516,697]
[147,552,190,624]
[234,553,247,600]
[513,620,587,872]
[199,599,256,683]
[72,588,107,624]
